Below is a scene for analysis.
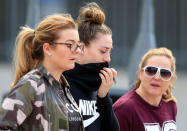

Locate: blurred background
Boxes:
[0,0,187,130]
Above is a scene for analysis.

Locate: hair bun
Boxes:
[78,2,105,25]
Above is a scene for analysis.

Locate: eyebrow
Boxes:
[101,46,113,49]
[65,39,80,43]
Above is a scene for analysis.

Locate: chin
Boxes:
[149,91,162,97]
[66,63,75,70]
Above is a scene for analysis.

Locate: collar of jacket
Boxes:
[37,64,85,131]
[36,64,70,88]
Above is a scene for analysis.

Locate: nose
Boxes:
[103,55,111,62]
[153,71,160,80]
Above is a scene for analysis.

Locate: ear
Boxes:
[138,69,143,81]
[170,76,174,83]
[81,42,87,54]
[43,43,52,56]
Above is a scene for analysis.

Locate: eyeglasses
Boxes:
[52,41,84,52]
[142,65,173,81]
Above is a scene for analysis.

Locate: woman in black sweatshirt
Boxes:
[63,2,120,131]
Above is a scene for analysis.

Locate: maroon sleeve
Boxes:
[173,101,177,121]
[175,102,177,118]
[113,99,133,131]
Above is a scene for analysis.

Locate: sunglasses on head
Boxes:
[142,65,173,81]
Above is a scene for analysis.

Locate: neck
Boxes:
[76,57,83,64]
[76,51,91,64]
[76,56,88,65]
[42,59,63,81]
[135,85,162,107]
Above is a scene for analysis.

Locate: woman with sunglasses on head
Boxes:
[63,2,119,131]
[0,14,85,131]
[113,47,177,131]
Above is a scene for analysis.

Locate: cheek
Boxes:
[140,74,152,87]
[139,71,147,82]
[88,50,101,59]
[96,53,104,59]
[55,49,68,61]
[162,82,170,90]
[140,78,150,88]
[56,50,63,57]
[90,49,99,56]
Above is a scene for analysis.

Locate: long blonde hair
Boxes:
[11,14,77,89]
[135,47,177,102]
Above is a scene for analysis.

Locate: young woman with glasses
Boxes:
[63,2,119,131]
[113,47,177,131]
[0,14,85,131]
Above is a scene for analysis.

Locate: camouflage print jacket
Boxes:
[0,65,84,131]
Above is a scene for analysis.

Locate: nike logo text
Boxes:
[79,99,97,115]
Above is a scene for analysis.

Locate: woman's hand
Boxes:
[97,67,117,98]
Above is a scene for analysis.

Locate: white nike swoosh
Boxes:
[83,112,100,127]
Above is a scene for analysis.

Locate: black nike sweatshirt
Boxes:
[63,62,120,131]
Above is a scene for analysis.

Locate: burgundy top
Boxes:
[113,89,177,131]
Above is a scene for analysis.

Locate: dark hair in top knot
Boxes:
[77,2,105,25]
[77,2,112,46]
